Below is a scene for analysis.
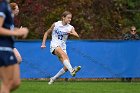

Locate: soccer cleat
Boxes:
[48,77,54,85]
[70,69,76,77]
[75,66,81,73]
[70,66,81,77]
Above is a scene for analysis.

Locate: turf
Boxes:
[12,81,140,93]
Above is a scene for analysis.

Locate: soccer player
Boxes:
[41,11,81,85]
[0,0,28,93]
[10,2,22,64]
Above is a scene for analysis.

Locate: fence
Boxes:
[15,40,140,78]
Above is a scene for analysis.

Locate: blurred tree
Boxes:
[10,0,140,39]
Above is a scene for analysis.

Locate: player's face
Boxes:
[13,6,19,16]
[63,14,72,24]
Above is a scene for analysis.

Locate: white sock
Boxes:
[63,60,73,73]
[52,68,66,80]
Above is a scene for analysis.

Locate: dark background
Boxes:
[11,0,140,39]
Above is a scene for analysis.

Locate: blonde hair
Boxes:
[130,26,136,30]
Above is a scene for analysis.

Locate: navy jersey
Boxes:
[0,0,15,48]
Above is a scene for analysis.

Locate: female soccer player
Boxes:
[10,2,22,64]
[0,0,28,93]
[41,11,81,84]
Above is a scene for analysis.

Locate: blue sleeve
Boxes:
[0,2,6,19]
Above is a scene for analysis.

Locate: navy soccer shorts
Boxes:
[0,51,17,67]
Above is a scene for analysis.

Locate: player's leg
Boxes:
[54,47,76,76]
[10,64,21,91]
[13,48,22,64]
[48,57,68,84]
[0,65,13,93]
[48,67,67,85]
[58,49,81,76]
[58,54,81,74]
[0,51,21,93]
[0,64,20,93]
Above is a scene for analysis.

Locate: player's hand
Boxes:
[41,44,46,48]
[15,27,29,38]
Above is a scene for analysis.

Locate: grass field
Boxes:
[12,80,140,93]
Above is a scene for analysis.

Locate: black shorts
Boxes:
[0,51,17,67]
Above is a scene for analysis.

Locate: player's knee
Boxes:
[2,79,12,89]
[11,79,21,90]
[2,78,16,90]
[14,79,21,87]
[13,81,21,89]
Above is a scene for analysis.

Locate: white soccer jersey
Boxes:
[50,21,73,53]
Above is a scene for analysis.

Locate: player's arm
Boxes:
[0,16,16,36]
[0,16,28,38]
[41,23,55,48]
[68,27,79,38]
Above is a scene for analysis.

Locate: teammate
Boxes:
[10,2,22,64]
[0,0,28,93]
[41,11,81,85]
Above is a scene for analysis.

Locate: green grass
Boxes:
[12,80,140,93]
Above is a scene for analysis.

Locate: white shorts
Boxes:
[50,42,67,54]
